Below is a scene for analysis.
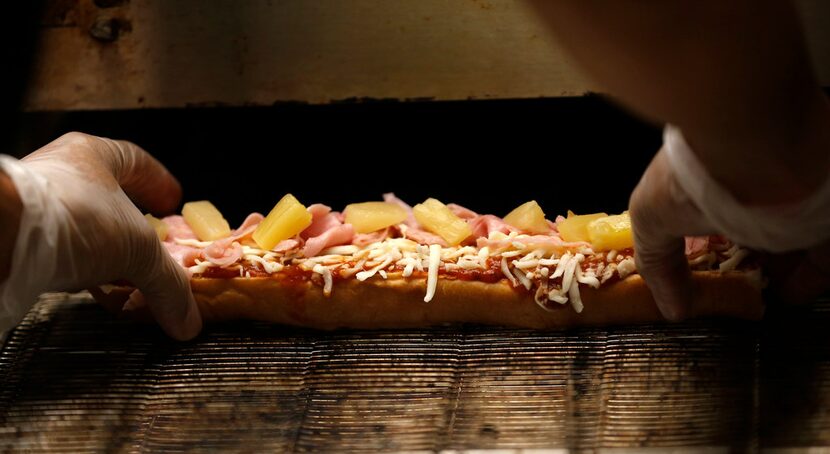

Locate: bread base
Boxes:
[96,271,764,330]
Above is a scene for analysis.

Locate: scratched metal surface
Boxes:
[0,293,825,452]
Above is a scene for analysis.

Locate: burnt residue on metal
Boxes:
[40,0,80,27]
[0,294,827,451]
[89,16,131,42]
[94,0,127,8]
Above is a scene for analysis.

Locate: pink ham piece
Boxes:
[477,234,589,253]
[447,203,478,220]
[163,242,202,267]
[468,214,518,240]
[163,215,198,241]
[302,204,341,239]
[685,236,710,257]
[203,241,244,267]
[383,193,418,228]
[303,224,355,257]
[402,227,447,246]
[353,228,391,246]
[299,203,356,257]
[273,238,302,252]
[383,193,448,246]
[161,213,265,268]
[233,213,264,240]
[198,213,265,266]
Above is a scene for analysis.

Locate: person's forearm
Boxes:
[527,0,830,204]
[0,169,22,283]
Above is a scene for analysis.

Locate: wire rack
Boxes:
[0,293,826,452]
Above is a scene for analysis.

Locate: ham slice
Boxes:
[162,213,265,268]
[302,204,341,239]
[383,193,418,228]
[468,214,518,239]
[477,234,589,253]
[383,193,448,246]
[203,241,244,267]
[353,228,391,246]
[233,213,264,239]
[299,203,356,257]
[163,215,198,240]
[447,203,478,219]
[163,242,202,267]
[685,236,710,257]
[273,238,302,252]
[303,224,355,257]
[401,227,447,246]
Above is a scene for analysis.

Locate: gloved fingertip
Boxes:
[639,258,696,322]
[155,291,202,341]
[124,289,147,311]
[653,286,693,322]
[176,295,203,341]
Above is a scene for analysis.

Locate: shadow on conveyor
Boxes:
[759,296,830,447]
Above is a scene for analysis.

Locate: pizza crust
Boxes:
[95,271,764,330]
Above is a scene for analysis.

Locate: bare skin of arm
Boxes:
[0,169,22,283]
[527,0,830,204]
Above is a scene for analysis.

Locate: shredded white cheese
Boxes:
[512,267,532,291]
[501,257,518,287]
[356,256,395,281]
[568,279,584,313]
[552,252,572,279]
[719,248,749,272]
[312,264,333,296]
[424,244,441,303]
[183,227,746,316]
[560,255,579,295]
[617,257,637,279]
[321,245,360,256]
[576,264,600,289]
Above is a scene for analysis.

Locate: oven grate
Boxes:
[0,293,826,452]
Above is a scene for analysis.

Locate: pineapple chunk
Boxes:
[144,214,168,241]
[558,211,608,243]
[413,198,472,246]
[587,212,634,251]
[253,194,313,250]
[503,200,550,234]
[182,201,231,241]
[344,201,407,234]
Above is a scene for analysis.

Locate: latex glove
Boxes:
[630,126,830,320]
[0,132,201,340]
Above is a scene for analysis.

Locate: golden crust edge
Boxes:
[96,271,764,330]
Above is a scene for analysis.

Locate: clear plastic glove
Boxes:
[630,126,830,320]
[0,132,202,340]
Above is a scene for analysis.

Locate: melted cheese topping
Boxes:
[187,230,752,314]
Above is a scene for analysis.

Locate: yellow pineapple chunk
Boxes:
[413,198,472,246]
[344,201,407,234]
[182,201,231,241]
[587,212,634,251]
[253,194,313,250]
[144,214,168,241]
[558,211,608,243]
[503,200,550,234]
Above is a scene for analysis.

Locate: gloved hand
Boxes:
[0,132,201,340]
[630,126,830,320]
